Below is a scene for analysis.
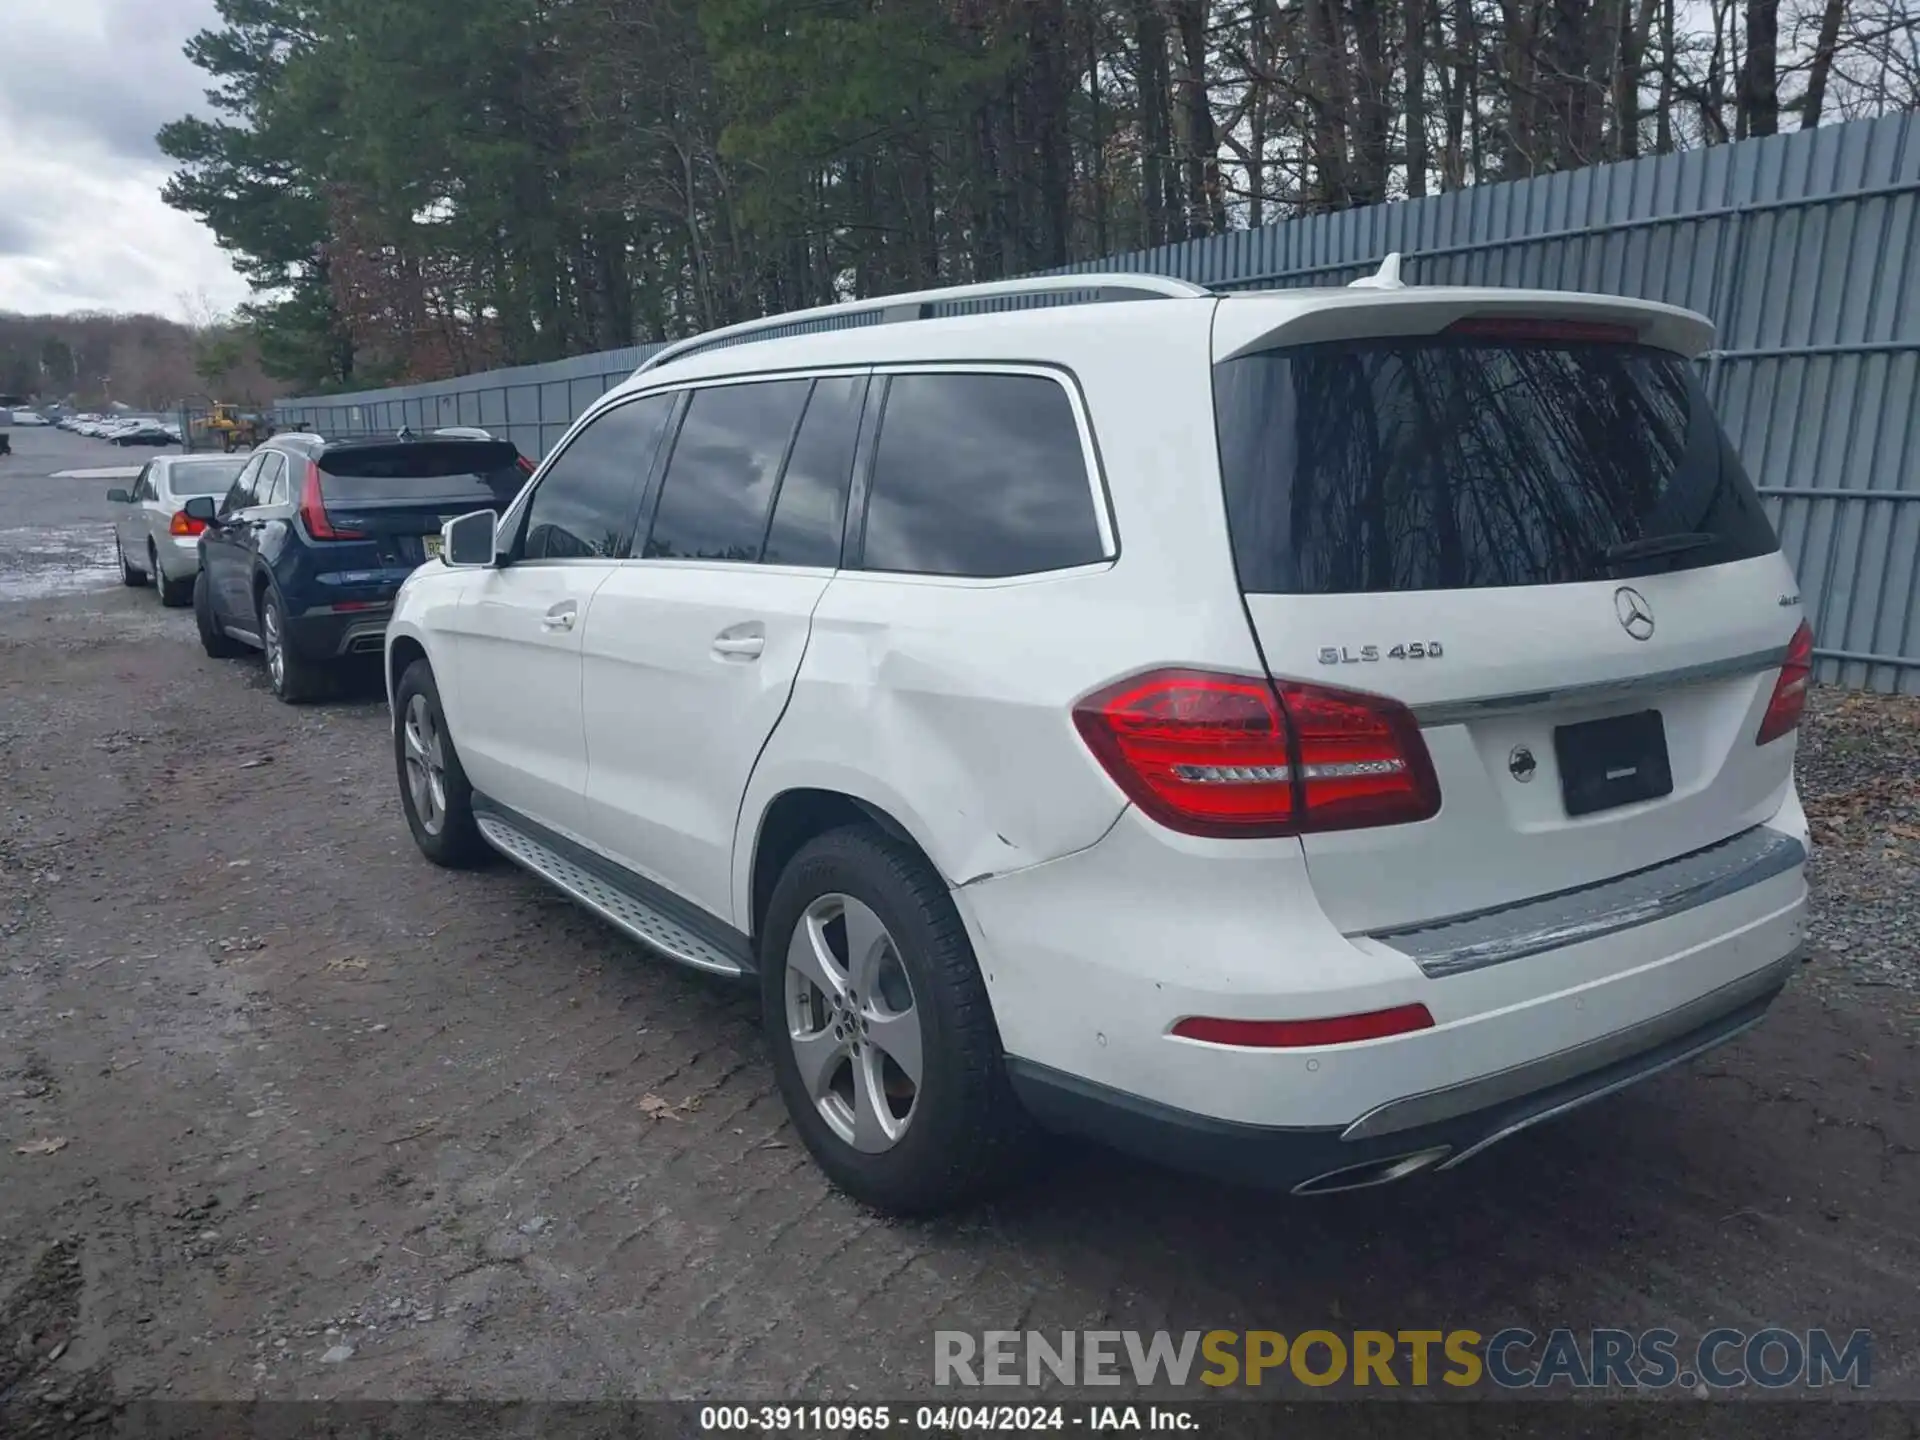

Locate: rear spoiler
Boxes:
[1212,288,1715,363]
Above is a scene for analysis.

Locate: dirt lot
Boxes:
[1,427,1917,1420]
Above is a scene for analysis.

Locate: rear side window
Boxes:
[1213,338,1779,594]
[861,372,1105,578]
[763,375,866,567]
[522,394,675,560]
[320,440,526,506]
[643,380,810,561]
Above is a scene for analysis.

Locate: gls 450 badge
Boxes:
[1318,641,1445,665]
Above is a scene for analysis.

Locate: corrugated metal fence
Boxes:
[279,113,1920,692]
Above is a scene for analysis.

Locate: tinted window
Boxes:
[862,373,1104,578]
[166,458,247,497]
[256,455,289,508]
[221,454,266,513]
[763,376,865,567]
[320,440,527,505]
[1213,338,1780,595]
[522,395,674,560]
[644,380,810,561]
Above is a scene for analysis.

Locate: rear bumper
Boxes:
[956,791,1809,1144]
[285,605,392,659]
[1008,952,1795,1193]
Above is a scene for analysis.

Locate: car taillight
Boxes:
[517,454,536,476]
[168,510,206,537]
[1071,669,1441,837]
[1172,1005,1436,1048]
[298,461,366,540]
[1756,620,1814,745]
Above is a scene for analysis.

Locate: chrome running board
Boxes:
[475,812,748,979]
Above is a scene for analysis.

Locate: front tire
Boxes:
[760,826,1030,1215]
[393,659,488,868]
[258,588,331,704]
[193,571,246,658]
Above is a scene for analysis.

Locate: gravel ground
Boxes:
[0,428,1916,1431]
[1797,687,1920,1000]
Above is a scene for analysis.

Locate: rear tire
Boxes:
[152,547,192,606]
[760,825,1031,1215]
[193,571,245,658]
[259,588,331,704]
[118,541,146,587]
[393,659,488,868]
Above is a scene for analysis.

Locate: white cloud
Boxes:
[0,0,249,319]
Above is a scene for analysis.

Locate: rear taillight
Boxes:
[298,461,366,540]
[516,454,536,476]
[1172,1005,1436,1048]
[168,510,206,537]
[1071,669,1441,838]
[1756,620,1814,745]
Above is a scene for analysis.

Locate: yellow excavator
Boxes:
[196,403,268,452]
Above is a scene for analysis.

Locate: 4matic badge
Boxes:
[1318,641,1445,665]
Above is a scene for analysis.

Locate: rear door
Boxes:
[444,396,675,840]
[579,373,867,920]
[1210,302,1805,933]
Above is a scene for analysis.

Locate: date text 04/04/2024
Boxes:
[697,1404,1198,1432]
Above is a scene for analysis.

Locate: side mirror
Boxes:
[106,488,132,504]
[182,495,219,524]
[443,509,498,567]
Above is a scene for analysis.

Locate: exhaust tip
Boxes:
[1289,1145,1451,1197]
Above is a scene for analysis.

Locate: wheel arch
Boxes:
[741,785,941,949]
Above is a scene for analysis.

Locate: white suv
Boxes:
[385,263,1812,1213]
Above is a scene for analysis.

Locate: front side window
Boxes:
[1212,336,1780,594]
[861,372,1105,578]
[521,394,674,561]
[643,380,811,562]
[221,453,266,515]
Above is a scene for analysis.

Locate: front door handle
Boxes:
[711,625,765,660]
[542,601,578,632]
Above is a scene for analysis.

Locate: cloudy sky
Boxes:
[0,0,248,320]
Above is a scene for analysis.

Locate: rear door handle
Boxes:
[711,625,765,660]
[542,601,578,632]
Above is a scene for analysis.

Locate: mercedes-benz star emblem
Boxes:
[1614,585,1655,641]
[1508,746,1537,783]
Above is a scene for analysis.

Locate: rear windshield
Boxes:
[319,440,526,504]
[1212,338,1779,594]
[168,458,248,496]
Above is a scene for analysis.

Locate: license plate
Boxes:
[1553,709,1673,817]
[421,534,443,560]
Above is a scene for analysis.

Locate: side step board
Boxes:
[474,809,752,980]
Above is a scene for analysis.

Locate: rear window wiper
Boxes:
[1603,531,1719,564]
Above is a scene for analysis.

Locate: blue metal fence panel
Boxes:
[277,113,1920,691]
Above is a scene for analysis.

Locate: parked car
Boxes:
[382,264,1812,1215]
[111,420,175,447]
[105,453,252,605]
[184,430,533,701]
[7,409,49,426]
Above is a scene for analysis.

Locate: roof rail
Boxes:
[636,272,1211,375]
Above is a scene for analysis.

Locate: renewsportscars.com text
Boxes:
[934,1327,1872,1391]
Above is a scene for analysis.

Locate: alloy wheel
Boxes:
[784,893,922,1153]
[263,603,285,690]
[402,693,448,836]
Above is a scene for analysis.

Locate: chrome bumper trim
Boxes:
[1342,952,1799,1143]
[1370,824,1806,979]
